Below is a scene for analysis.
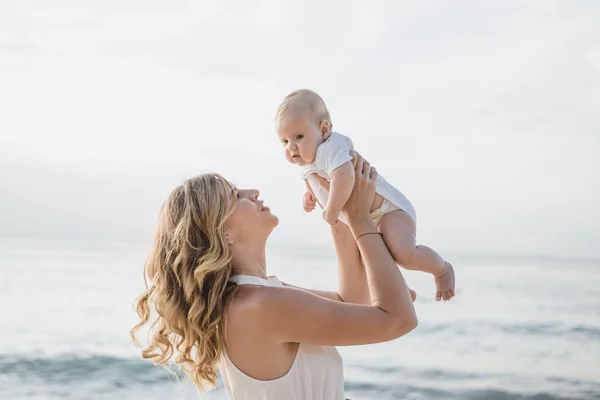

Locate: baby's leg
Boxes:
[378,210,455,301]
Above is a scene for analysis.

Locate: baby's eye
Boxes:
[296,134,304,140]
[282,139,288,145]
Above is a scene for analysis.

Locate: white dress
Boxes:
[301,131,417,225]
[219,275,346,400]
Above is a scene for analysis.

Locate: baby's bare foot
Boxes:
[434,262,455,301]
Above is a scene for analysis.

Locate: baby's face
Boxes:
[276,114,324,166]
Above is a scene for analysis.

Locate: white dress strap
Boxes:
[230,274,283,287]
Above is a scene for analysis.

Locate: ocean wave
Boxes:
[344,364,600,400]
[344,380,593,400]
[416,321,600,340]
[2,354,599,400]
[0,354,186,387]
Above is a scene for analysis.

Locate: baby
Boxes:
[275,89,455,301]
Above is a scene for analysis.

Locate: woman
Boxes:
[131,156,418,399]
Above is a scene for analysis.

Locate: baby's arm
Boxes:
[323,161,354,224]
[304,179,315,196]
[303,179,318,212]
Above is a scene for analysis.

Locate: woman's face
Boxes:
[225,185,279,243]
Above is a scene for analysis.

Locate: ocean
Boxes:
[1,238,599,400]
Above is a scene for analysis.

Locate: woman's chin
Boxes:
[267,213,279,228]
[271,214,279,226]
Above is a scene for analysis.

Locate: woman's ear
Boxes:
[224,232,234,245]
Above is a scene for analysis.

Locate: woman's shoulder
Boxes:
[227,284,289,325]
[225,284,299,353]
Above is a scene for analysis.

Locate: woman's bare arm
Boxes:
[330,221,370,304]
[246,156,417,346]
[280,282,342,302]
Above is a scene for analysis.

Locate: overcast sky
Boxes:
[0,0,599,259]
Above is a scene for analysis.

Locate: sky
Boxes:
[0,0,599,259]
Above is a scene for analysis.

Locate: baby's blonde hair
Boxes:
[275,89,332,129]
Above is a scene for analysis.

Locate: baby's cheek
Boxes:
[306,145,317,159]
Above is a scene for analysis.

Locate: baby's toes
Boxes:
[436,291,442,302]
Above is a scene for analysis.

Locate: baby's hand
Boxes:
[303,191,317,212]
[322,208,339,225]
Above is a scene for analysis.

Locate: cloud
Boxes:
[0,0,599,258]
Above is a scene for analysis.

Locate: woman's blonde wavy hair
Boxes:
[131,173,238,391]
